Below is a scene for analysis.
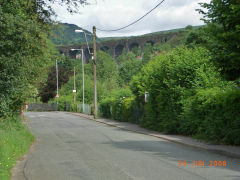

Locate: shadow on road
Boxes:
[103,139,240,174]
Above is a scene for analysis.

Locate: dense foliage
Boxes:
[0,0,54,117]
[38,57,77,102]
[99,89,137,122]
[198,0,240,80]
[0,0,91,117]
[119,53,142,85]
[130,47,239,144]
[49,51,120,106]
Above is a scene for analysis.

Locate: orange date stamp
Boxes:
[178,160,227,167]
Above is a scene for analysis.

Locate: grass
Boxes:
[0,116,34,180]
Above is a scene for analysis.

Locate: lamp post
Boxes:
[92,26,97,119]
[73,66,76,103]
[75,28,97,118]
[56,59,59,110]
[74,29,93,115]
[75,30,91,55]
[71,49,85,112]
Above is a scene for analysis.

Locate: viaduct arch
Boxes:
[56,32,177,63]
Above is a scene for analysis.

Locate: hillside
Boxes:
[100,25,204,42]
[50,23,92,45]
[51,23,203,46]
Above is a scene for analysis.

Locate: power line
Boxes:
[96,0,166,32]
[83,31,92,55]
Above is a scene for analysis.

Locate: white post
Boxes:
[56,60,59,95]
[82,49,85,113]
[74,67,76,103]
[56,59,59,110]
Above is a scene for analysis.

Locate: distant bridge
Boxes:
[56,32,178,63]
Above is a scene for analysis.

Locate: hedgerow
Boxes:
[130,46,239,144]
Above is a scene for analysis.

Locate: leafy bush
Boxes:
[116,52,136,66]
[108,89,133,99]
[180,88,240,145]
[96,51,118,81]
[119,59,142,84]
[58,74,109,105]
[99,88,139,122]
[99,97,139,123]
[130,46,239,144]
[99,97,113,119]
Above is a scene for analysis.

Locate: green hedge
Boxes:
[130,46,240,145]
[50,95,93,114]
[180,88,240,145]
[99,97,140,123]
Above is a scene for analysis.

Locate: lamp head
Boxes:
[75,29,84,33]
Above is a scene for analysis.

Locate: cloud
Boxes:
[51,0,211,37]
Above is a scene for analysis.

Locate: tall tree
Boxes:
[0,0,52,117]
[0,0,91,117]
[198,0,240,80]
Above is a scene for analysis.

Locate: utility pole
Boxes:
[93,26,98,119]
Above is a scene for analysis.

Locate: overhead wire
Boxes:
[81,31,109,54]
[96,0,166,32]
[83,31,92,55]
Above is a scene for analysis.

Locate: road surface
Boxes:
[13,112,240,180]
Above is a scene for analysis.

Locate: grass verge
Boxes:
[0,116,34,180]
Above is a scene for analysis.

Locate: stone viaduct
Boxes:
[56,32,178,63]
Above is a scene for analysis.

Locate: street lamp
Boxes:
[56,60,59,110]
[75,29,92,55]
[75,29,97,119]
[75,30,83,33]
[71,48,85,113]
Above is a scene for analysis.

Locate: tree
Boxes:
[97,51,118,80]
[198,0,240,80]
[39,65,73,103]
[0,0,52,117]
[96,51,119,89]
[143,43,153,64]
[0,0,92,117]
[185,27,210,48]
[119,60,142,85]
[116,51,136,66]
[131,46,141,56]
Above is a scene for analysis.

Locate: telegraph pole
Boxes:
[93,26,98,119]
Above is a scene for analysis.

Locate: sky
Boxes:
[51,0,211,37]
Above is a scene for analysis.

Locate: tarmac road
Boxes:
[12,112,240,180]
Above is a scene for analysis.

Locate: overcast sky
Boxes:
[52,0,211,37]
